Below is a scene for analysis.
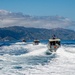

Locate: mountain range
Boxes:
[0,10,75,41]
[0,26,75,41]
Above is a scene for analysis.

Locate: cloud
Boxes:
[0,10,75,30]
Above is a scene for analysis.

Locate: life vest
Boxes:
[54,46,57,48]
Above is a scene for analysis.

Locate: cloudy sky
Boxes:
[0,0,75,30]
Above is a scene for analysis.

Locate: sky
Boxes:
[0,0,75,21]
[0,0,75,30]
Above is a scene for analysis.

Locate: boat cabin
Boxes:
[33,40,40,45]
[48,39,61,52]
[49,39,60,46]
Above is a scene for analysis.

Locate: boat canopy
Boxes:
[49,39,60,42]
[34,40,40,42]
[49,39,60,45]
[34,40,40,43]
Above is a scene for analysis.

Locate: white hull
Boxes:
[47,38,60,52]
[48,45,59,52]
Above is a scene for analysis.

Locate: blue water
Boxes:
[0,40,75,75]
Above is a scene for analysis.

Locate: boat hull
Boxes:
[47,38,61,53]
[47,44,60,52]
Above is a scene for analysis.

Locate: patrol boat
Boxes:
[22,39,26,42]
[33,40,40,45]
[48,39,60,52]
[47,38,61,52]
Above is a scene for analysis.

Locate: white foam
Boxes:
[57,45,75,58]
[17,43,47,57]
[0,43,75,75]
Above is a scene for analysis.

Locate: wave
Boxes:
[0,42,75,75]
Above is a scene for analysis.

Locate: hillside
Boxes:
[0,26,75,41]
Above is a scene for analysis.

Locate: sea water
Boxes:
[0,40,75,75]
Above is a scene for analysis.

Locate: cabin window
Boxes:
[56,41,60,45]
[50,41,60,45]
[50,41,55,45]
[34,41,39,43]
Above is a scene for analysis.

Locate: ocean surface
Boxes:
[0,40,75,75]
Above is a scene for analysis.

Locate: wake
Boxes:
[0,42,75,63]
[57,45,75,58]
